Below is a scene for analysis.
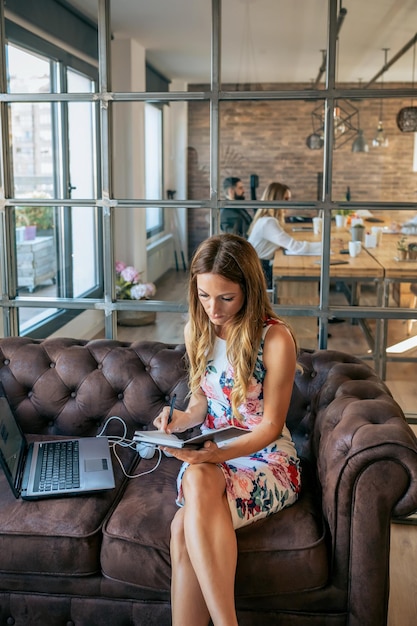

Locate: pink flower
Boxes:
[131,283,156,299]
[247,378,262,399]
[244,398,263,415]
[115,261,126,273]
[121,265,140,284]
[115,261,156,300]
[232,469,256,500]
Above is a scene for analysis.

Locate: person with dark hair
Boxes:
[220,177,253,237]
[153,233,301,626]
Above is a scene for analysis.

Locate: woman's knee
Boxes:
[182,463,224,497]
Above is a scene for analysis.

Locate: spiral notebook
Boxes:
[134,425,248,450]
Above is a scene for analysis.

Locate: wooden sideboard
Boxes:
[17,236,56,292]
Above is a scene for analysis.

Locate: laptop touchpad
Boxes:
[85,458,108,472]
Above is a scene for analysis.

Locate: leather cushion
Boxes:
[101,458,328,595]
[0,436,134,577]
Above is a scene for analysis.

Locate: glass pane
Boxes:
[18,305,58,336]
[9,103,54,197]
[67,69,99,297]
[331,97,417,203]
[7,44,51,94]
[217,100,324,203]
[337,1,417,90]
[15,216,56,294]
[108,1,211,92]
[71,206,99,297]
[221,0,327,91]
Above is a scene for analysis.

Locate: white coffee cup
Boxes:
[335,214,345,228]
[364,233,376,248]
[313,217,322,235]
[371,226,382,246]
[349,241,359,257]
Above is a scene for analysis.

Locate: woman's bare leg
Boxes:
[181,463,239,626]
[170,508,211,626]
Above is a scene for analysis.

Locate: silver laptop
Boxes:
[0,382,115,500]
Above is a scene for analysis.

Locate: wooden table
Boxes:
[364,231,417,378]
[272,223,385,362]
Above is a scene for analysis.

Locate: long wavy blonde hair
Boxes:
[248,182,291,236]
[187,233,297,420]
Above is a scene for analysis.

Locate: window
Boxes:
[5,37,101,337]
[144,103,164,238]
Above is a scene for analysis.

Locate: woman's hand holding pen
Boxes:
[153,389,208,434]
[153,394,180,433]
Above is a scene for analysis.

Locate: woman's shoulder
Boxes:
[263,318,296,346]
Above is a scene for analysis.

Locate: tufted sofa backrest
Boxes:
[0,338,398,463]
[0,338,189,438]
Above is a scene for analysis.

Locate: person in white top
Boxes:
[247,182,321,287]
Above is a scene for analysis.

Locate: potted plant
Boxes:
[408,242,417,260]
[350,223,365,242]
[397,236,408,260]
[15,192,55,240]
[115,261,157,326]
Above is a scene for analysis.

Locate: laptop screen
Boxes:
[0,385,26,490]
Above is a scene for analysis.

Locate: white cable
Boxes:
[96,415,163,478]
[111,440,162,478]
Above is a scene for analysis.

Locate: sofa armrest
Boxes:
[314,379,417,525]
[313,376,417,625]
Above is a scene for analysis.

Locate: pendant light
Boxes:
[373,49,389,148]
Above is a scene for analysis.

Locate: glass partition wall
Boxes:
[1,0,417,391]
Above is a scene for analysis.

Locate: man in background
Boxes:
[220,177,253,238]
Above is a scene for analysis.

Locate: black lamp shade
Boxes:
[396,107,417,132]
[306,133,324,150]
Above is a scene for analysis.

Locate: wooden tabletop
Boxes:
[273,224,384,280]
[369,232,417,280]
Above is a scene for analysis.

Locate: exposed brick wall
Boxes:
[187,82,417,255]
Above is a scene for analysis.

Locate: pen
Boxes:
[167,394,176,425]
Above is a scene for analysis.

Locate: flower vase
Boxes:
[117,309,156,326]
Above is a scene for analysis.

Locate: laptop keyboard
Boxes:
[34,440,80,492]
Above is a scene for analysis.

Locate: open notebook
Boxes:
[0,382,115,500]
[134,425,248,449]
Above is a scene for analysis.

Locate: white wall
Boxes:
[111,42,189,283]
[111,38,148,278]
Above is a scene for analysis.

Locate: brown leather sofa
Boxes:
[0,336,416,626]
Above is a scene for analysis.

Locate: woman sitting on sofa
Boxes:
[153,233,301,626]
[248,181,322,287]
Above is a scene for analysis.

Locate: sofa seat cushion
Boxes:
[0,436,135,577]
[101,458,328,596]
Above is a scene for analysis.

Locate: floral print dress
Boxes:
[176,320,301,530]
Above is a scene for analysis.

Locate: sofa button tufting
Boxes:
[49,362,55,368]
[311,371,316,378]
[71,391,76,398]
[97,363,103,369]
[3,358,10,365]
[6,617,15,625]
[118,392,124,400]
[66,621,75,626]
[48,421,54,426]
